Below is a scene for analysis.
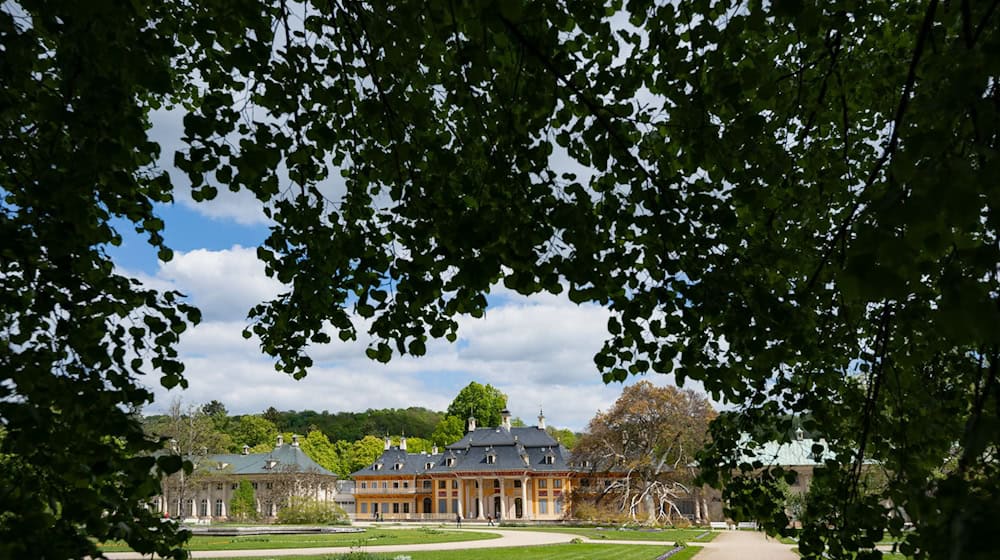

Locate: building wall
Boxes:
[352,473,574,521]
[156,472,340,520]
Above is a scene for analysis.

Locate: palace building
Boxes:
[155,434,352,520]
[352,408,577,521]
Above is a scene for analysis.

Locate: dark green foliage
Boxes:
[5,1,1000,558]
[446,382,508,428]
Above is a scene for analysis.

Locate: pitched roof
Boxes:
[353,425,575,478]
[189,443,337,477]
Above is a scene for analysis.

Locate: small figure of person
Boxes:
[456,512,462,527]
[487,514,494,526]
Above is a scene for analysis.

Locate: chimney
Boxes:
[537,408,546,430]
[795,427,805,441]
[277,434,284,447]
[400,435,407,451]
[242,444,250,455]
[291,434,300,447]
[384,435,391,450]
[501,408,511,430]
[432,445,439,455]
[467,415,477,433]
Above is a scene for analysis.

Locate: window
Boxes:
[216,483,223,491]
[582,479,590,487]
[361,503,368,514]
[538,479,547,489]
[184,499,193,516]
[231,483,238,490]
[251,482,258,489]
[553,479,562,488]
[214,499,223,516]
[425,462,434,469]
[539,500,548,514]
[486,454,495,464]
[439,481,447,489]
[452,480,458,489]
[493,479,500,488]
[382,481,388,489]
[266,482,273,489]
[361,482,367,489]
[451,499,458,513]
[423,480,432,489]
[403,503,410,513]
[555,498,563,514]
[403,481,409,488]
[199,499,208,517]
[393,481,400,489]
[514,480,522,488]
[392,503,400,513]
[438,499,447,513]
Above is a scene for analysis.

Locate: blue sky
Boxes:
[110,114,684,434]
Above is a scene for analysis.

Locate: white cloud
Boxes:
[145,245,284,322]
[129,245,704,431]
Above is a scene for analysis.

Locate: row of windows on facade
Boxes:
[358,478,563,490]
[151,499,278,517]
[358,498,564,516]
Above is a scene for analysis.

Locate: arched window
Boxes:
[214,499,223,516]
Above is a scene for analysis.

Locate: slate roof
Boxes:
[352,426,576,478]
[744,438,831,466]
[188,443,337,477]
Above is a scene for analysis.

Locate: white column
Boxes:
[477,479,485,519]
[499,478,507,520]
[457,478,464,517]
[521,477,528,519]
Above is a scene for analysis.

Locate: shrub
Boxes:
[276,496,348,524]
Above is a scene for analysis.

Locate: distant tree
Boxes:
[201,400,227,418]
[262,407,283,430]
[146,398,233,455]
[299,430,341,474]
[572,382,716,524]
[510,417,527,427]
[346,435,387,474]
[446,382,507,428]
[430,416,466,447]
[546,427,578,450]
[229,480,258,522]
[228,415,278,451]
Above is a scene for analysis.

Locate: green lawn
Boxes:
[97,528,499,553]
[501,526,717,542]
[205,543,704,560]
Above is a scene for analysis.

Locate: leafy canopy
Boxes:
[3,1,999,559]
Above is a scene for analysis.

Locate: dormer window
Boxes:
[373,462,383,471]
[486,455,496,464]
[425,462,434,469]
[446,457,456,467]
[544,456,555,465]
[394,462,403,470]
[265,460,278,470]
